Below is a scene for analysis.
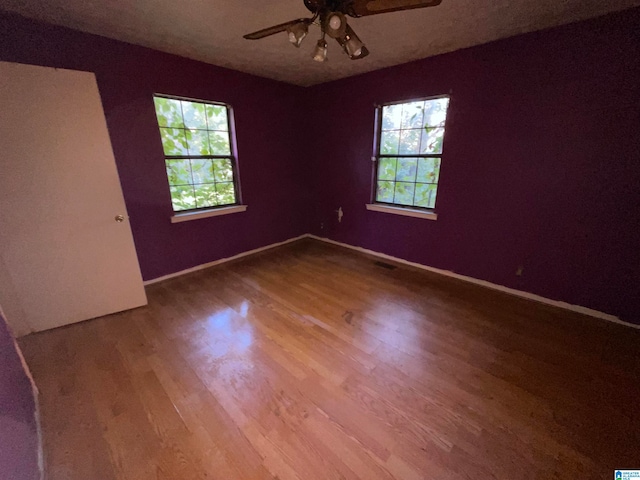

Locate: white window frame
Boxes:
[367,95,450,220]
[153,94,244,221]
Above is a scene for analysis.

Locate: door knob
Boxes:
[115,215,125,223]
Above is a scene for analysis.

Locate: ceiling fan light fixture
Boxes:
[245,0,446,62]
[345,35,362,57]
[286,22,308,47]
[312,39,328,62]
[329,14,342,30]
[341,25,369,59]
[324,12,347,39]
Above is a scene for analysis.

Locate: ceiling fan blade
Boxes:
[348,0,442,17]
[244,18,311,40]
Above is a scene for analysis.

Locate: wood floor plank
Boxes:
[18,239,640,479]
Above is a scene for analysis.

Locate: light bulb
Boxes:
[329,14,342,30]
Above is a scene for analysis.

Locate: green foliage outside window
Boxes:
[376,97,449,209]
[153,96,238,212]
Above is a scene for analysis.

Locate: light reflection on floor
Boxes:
[202,307,254,357]
[239,300,249,318]
[199,306,258,388]
[366,298,427,349]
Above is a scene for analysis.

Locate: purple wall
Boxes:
[0,312,39,479]
[305,8,640,324]
[0,12,310,281]
[0,9,639,323]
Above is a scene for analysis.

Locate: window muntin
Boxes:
[374,96,450,210]
[153,95,240,212]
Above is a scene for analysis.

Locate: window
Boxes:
[153,95,240,212]
[373,96,450,211]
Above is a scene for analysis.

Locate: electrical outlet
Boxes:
[320,222,324,230]
[516,265,524,276]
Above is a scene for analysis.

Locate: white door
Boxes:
[0,61,147,335]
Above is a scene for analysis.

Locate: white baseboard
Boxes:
[143,234,308,286]
[142,232,638,331]
[307,234,639,331]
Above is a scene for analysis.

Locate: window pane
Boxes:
[160,128,188,155]
[376,180,395,203]
[423,98,449,127]
[377,157,396,181]
[186,129,211,156]
[381,104,402,131]
[415,183,438,209]
[416,157,440,183]
[165,159,192,186]
[400,101,424,129]
[421,127,445,154]
[181,101,208,129]
[396,158,417,182]
[216,182,236,204]
[213,158,233,182]
[170,185,196,211]
[399,129,421,155]
[191,159,215,184]
[154,95,238,213]
[206,104,229,131]
[194,184,218,208]
[154,97,184,128]
[209,131,231,155]
[374,97,449,210]
[394,182,415,205]
[380,130,400,155]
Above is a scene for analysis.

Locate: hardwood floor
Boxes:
[19,239,640,480]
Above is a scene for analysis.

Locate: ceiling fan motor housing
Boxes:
[305,0,355,15]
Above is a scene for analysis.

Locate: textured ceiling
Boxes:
[1,0,639,86]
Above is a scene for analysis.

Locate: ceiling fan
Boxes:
[244,0,442,62]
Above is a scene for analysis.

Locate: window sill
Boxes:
[365,204,437,221]
[171,205,247,223]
